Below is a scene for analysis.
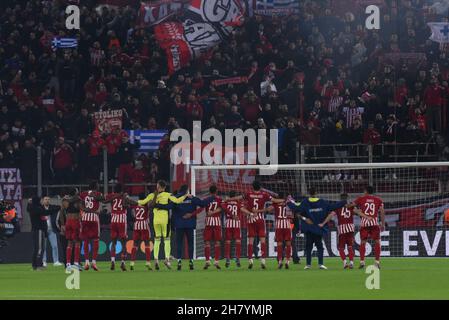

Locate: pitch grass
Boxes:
[0,258,448,300]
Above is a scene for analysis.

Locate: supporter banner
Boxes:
[171,142,258,193]
[428,22,449,44]
[155,0,244,74]
[0,168,22,219]
[253,0,299,16]
[385,195,449,228]
[212,76,248,86]
[93,110,123,134]
[97,0,139,6]
[379,52,427,70]
[138,0,186,27]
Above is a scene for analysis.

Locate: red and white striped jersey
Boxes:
[133,205,149,231]
[221,200,243,229]
[80,190,102,213]
[81,211,99,222]
[90,48,105,66]
[107,193,127,224]
[273,202,292,229]
[335,206,355,234]
[205,196,222,227]
[355,195,384,227]
[245,191,272,224]
[328,96,343,113]
[342,106,364,128]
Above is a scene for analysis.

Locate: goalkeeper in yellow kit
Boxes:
[127,180,190,270]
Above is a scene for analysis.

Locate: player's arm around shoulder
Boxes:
[168,191,191,204]
[319,211,336,228]
[137,193,155,206]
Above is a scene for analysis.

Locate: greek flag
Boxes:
[128,130,168,152]
[428,22,449,43]
[51,37,78,50]
[254,0,299,15]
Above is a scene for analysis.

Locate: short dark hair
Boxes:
[365,186,375,194]
[277,191,285,199]
[210,185,217,194]
[340,193,349,201]
[89,181,98,190]
[179,184,189,195]
[138,193,146,200]
[252,180,261,191]
[308,187,317,196]
[229,190,236,197]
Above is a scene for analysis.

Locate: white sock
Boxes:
[111,257,115,262]
[92,260,96,264]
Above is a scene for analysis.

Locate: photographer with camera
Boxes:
[28,196,60,271]
[0,200,18,263]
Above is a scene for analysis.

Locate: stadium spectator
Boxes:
[53,137,74,184]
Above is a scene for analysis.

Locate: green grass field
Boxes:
[0,258,448,300]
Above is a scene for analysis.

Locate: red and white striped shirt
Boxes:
[355,195,383,227]
[133,206,149,231]
[205,196,222,227]
[221,200,243,229]
[81,211,99,222]
[245,191,272,224]
[273,202,292,229]
[108,194,127,224]
[342,106,364,128]
[335,207,355,235]
[328,96,343,114]
[90,48,105,67]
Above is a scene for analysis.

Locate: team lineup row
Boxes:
[55,180,385,273]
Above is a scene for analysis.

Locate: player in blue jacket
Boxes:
[287,187,347,270]
[155,184,212,271]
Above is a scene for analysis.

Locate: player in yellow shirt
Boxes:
[127,180,189,270]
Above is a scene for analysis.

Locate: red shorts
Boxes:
[133,229,150,241]
[338,232,354,248]
[80,221,100,240]
[65,218,80,241]
[247,220,266,238]
[111,222,127,240]
[203,226,222,242]
[360,225,380,241]
[275,228,292,242]
[225,228,241,240]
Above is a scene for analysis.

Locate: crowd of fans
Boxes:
[1,0,449,187]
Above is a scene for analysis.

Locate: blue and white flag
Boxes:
[51,37,78,50]
[254,0,299,16]
[127,130,168,153]
[428,22,449,44]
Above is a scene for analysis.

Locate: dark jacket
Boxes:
[27,198,60,232]
[156,192,211,229]
[117,140,140,164]
[288,198,346,236]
